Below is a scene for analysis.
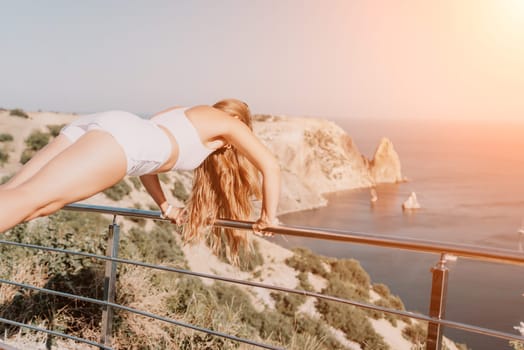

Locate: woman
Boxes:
[0,99,280,259]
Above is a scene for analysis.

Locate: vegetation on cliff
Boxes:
[0,212,391,349]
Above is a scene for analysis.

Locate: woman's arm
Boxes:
[139,174,185,223]
[222,120,281,233]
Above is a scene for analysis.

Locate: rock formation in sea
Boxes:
[369,137,403,184]
[402,191,421,210]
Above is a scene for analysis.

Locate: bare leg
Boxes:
[0,130,127,233]
[0,134,73,190]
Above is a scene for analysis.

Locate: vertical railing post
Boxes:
[426,254,449,350]
[100,215,120,349]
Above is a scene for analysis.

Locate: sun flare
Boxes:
[499,0,524,22]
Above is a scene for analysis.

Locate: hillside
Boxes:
[0,109,463,350]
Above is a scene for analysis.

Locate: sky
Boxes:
[1,0,523,121]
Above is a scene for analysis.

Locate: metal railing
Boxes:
[0,202,522,350]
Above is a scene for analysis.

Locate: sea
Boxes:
[273,117,524,350]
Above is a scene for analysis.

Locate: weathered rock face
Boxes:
[253,115,404,213]
[369,137,403,183]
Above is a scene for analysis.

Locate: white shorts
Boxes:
[60,111,171,176]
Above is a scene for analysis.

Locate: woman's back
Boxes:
[151,107,218,171]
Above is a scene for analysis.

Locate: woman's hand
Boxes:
[161,204,187,225]
[167,207,187,225]
[253,216,278,237]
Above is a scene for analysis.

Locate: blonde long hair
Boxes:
[182,99,262,262]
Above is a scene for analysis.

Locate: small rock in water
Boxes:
[402,192,421,210]
[370,187,378,203]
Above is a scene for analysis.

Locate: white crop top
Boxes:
[152,107,215,171]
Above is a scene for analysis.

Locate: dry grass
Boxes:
[113,266,177,349]
[0,263,48,304]
[111,265,263,350]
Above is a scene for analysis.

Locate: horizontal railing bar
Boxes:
[65,203,163,219]
[0,316,110,349]
[64,203,524,266]
[0,278,282,350]
[0,239,106,259]
[0,278,108,309]
[217,220,524,266]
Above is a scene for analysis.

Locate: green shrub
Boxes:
[165,278,345,349]
[372,298,399,326]
[211,282,342,349]
[19,148,35,164]
[215,237,264,271]
[9,108,29,118]
[128,176,142,190]
[326,276,370,303]
[329,258,371,289]
[317,298,389,349]
[171,179,189,202]
[371,283,408,325]
[402,322,427,346]
[511,341,524,350]
[127,202,146,226]
[24,130,50,151]
[103,179,132,201]
[0,149,8,164]
[1,210,110,276]
[166,276,211,314]
[18,130,51,164]
[297,271,314,291]
[241,239,264,271]
[46,124,65,137]
[123,225,185,265]
[286,247,328,276]
[158,172,170,184]
[1,174,12,184]
[373,283,391,298]
[271,291,306,316]
[0,133,13,142]
[163,278,248,349]
[285,247,390,349]
[285,247,392,348]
